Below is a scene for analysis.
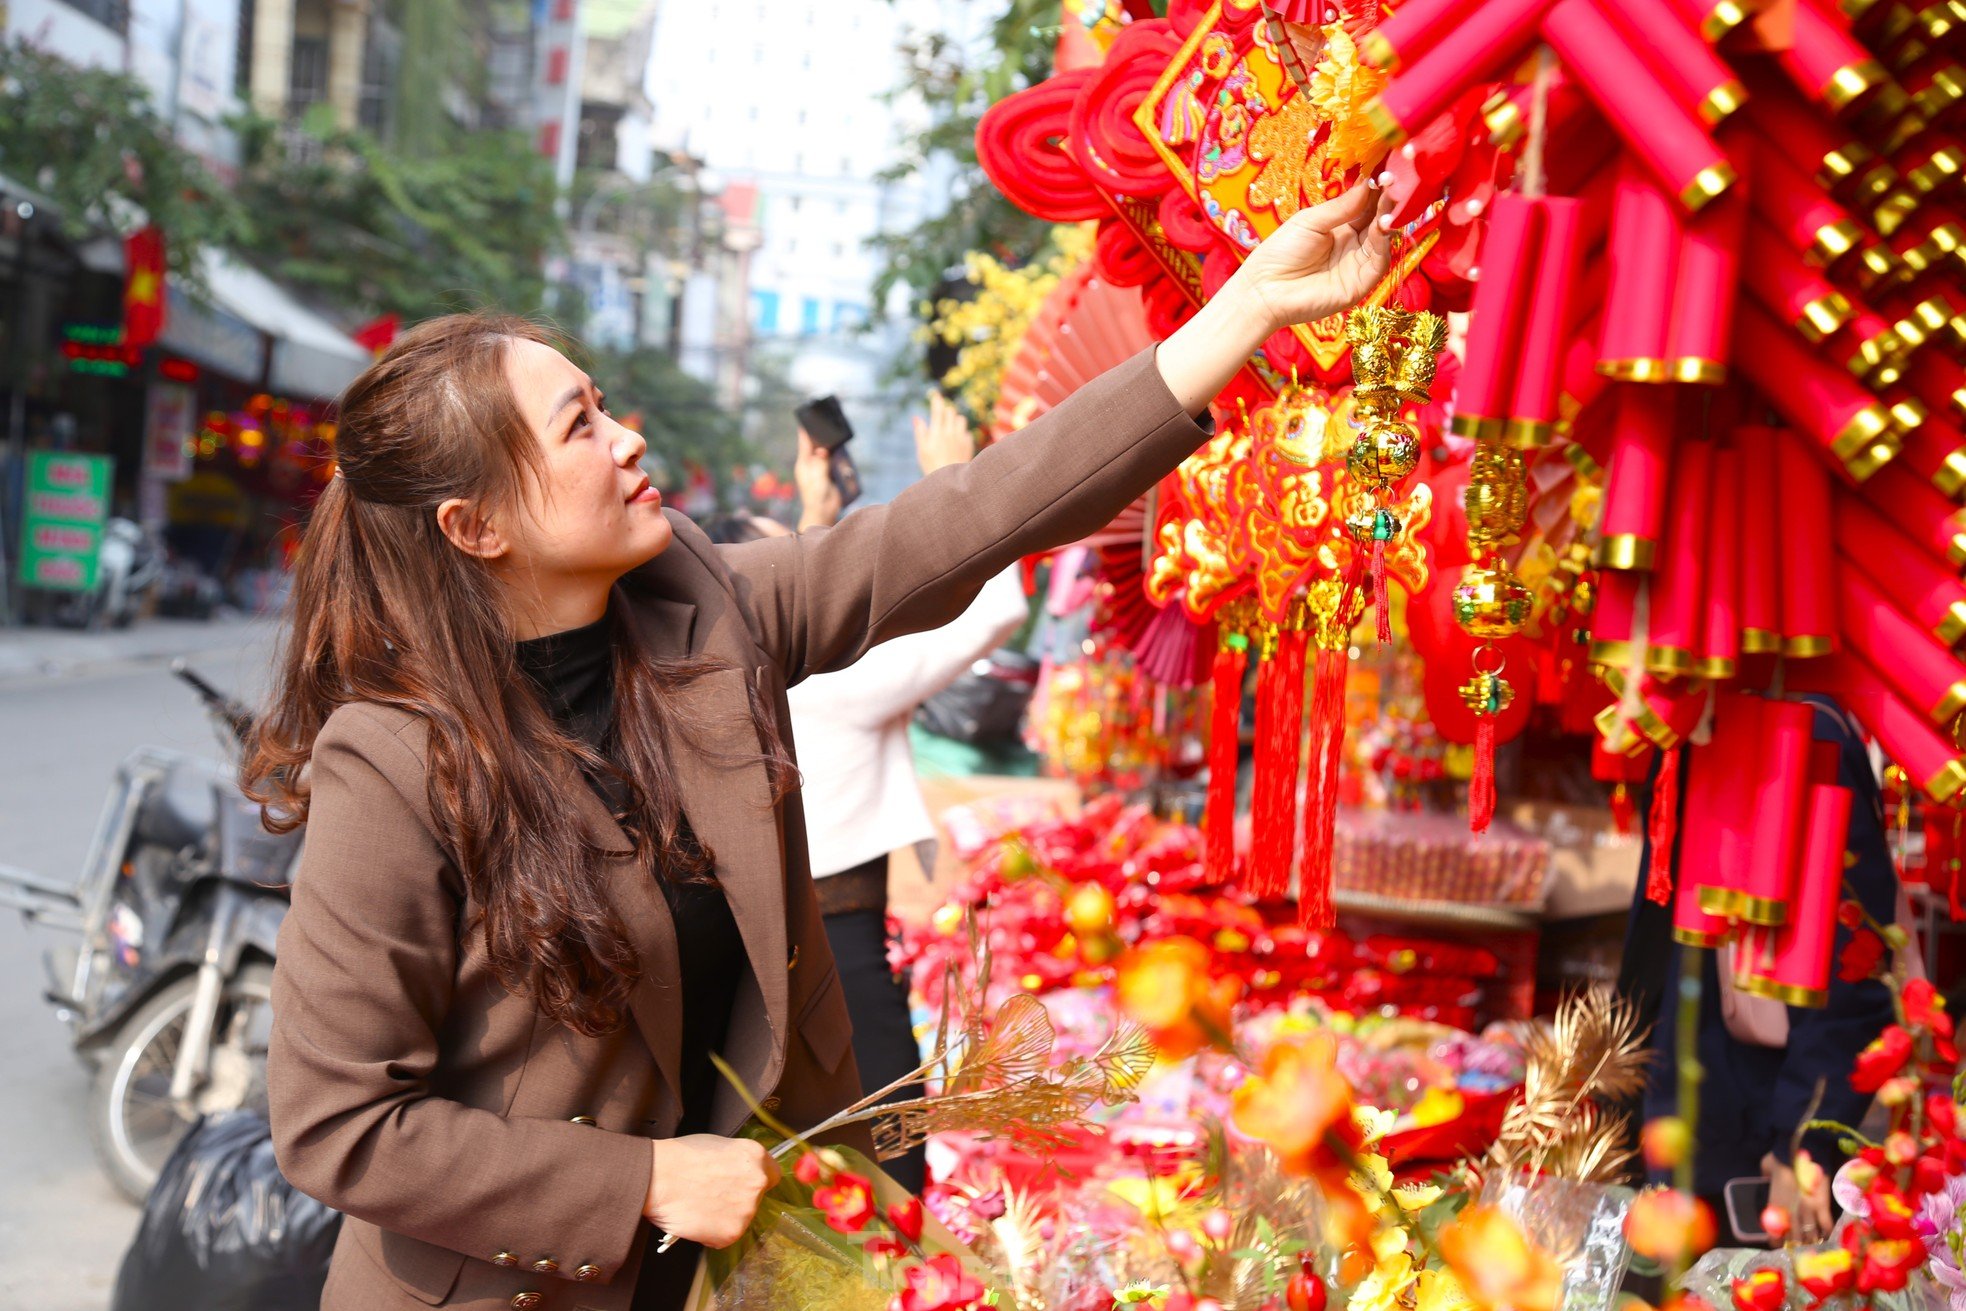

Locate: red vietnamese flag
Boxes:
[123,225,167,349]
[351,313,400,355]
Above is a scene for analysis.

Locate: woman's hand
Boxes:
[913,392,975,476]
[1233,180,1398,335]
[794,431,842,532]
[645,1135,782,1249]
[1154,179,1397,415]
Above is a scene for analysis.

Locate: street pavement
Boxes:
[0,616,277,1311]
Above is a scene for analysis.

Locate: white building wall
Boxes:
[644,0,978,504]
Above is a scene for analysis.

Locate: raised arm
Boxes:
[720,182,1395,683]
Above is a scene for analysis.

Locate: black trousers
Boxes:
[821,895,927,1194]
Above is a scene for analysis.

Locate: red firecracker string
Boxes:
[1470,714,1497,834]
[1249,628,1308,901]
[1646,745,1682,905]
[1203,640,1247,886]
[1299,645,1348,929]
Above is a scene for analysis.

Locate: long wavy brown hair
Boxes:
[245,313,791,1036]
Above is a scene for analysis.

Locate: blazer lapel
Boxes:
[660,667,790,1112]
[562,773,687,1123]
[615,584,791,1115]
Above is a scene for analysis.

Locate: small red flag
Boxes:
[122,226,167,349]
[350,313,401,354]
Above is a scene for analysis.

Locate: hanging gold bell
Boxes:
[1345,416,1422,490]
[1453,561,1533,640]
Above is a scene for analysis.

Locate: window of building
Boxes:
[234,0,255,98]
[290,35,330,111]
[801,298,822,336]
[59,0,129,33]
[751,291,782,335]
[833,302,868,331]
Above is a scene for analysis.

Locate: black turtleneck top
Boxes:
[513,613,745,1140]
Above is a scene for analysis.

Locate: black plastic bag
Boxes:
[913,648,1039,745]
[111,1109,342,1311]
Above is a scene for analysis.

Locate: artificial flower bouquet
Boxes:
[688,1133,1010,1311]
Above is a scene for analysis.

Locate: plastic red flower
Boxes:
[887,1197,925,1244]
[1932,1094,1961,1138]
[864,1235,910,1260]
[1851,1026,1915,1093]
[1731,1268,1786,1311]
[1837,900,1866,929]
[889,1251,985,1311]
[1856,1237,1927,1294]
[1794,1247,1856,1301]
[1839,929,1886,983]
[794,1150,828,1186]
[1867,1181,1921,1240]
[814,1171,877,1234]
[1903,978,1951,1036]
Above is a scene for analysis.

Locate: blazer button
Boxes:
[569,1115,597,1127]
[531,1258,559,1274]
[573,1264,602,1282]
[511,1294,544,1310]
[492,1251,520,1268]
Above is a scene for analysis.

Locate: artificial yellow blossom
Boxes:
[926,224,1094,426]
[1308,25,1389,178]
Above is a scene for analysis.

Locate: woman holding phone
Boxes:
[255,181,1396,1311]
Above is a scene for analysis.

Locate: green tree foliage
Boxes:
[868,0,1060,323]
[582,342,755,505]
[229,109,565,320]
[0,39,248,270]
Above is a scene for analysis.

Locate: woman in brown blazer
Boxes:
[253,182,1396,1311]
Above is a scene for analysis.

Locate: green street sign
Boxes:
[19,451,112,592]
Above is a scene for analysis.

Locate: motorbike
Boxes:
[0,663,300,1201]
[49,517,165,630]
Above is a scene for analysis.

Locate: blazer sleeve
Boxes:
[267,709,651,1283]
[788,567,1029,729]
[717,346,1207,685]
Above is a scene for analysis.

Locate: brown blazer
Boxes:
[266,347,1210,1310]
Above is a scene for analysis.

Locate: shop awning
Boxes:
[183,250,372,400]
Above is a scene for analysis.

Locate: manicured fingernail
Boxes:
[1377,214,1394,231]
[1367,175,1381,190]
[1377,171,1394,187]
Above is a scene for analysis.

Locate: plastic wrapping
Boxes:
[110,1111,341,1311]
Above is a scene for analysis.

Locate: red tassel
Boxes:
[1299,646,1349,929]
[1372,538,1392,646]
[1610,782,1636,837]
[1203,641,1248,886]
[1249,628,1308,901]
[1645,745,1682,905]
[1470,714,1497,834]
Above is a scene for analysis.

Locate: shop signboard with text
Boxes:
[19,452,112,592]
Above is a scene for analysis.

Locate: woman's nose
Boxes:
[612,424,647,467]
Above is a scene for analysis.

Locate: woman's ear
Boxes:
[436,498,510,560]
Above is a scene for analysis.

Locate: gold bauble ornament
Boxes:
[1345,417,1422,490]
[1457,669,1516,715]
[1464,443,1529,551]
[1453,561,1533,640]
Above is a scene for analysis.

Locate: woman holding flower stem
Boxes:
[253,181,1398,1310]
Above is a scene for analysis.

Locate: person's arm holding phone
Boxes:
[795,431,842,532]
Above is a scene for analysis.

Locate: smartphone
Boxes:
[795,395,861,510]
[1724,1176,1773,1243]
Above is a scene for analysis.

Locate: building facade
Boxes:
[643,0,971,503]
